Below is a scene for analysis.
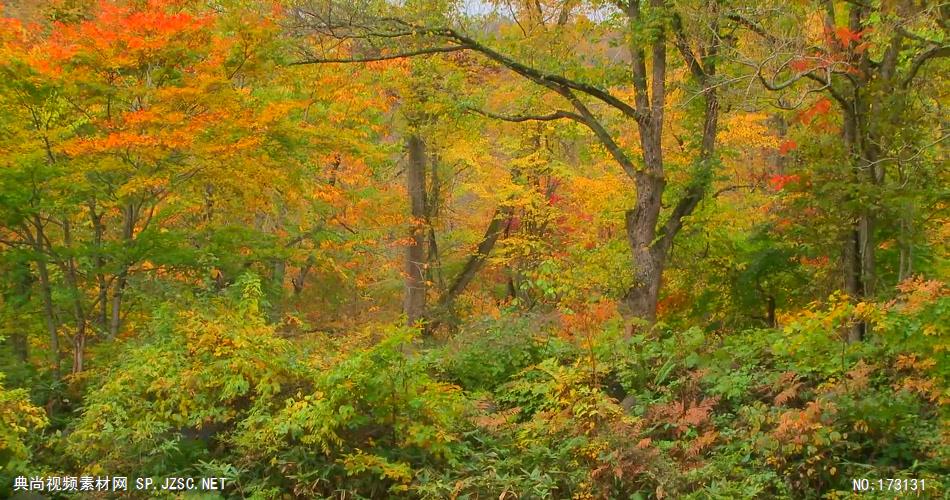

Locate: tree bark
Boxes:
[425,151,444,292]
[30,216,61,380]
[622,1,719,323]
[6,260,33,362]
[61,218,88,374]
[430,205,513,332]
[88,200,109,332]
[109,203,136,340]
[404,134,428,328]
[442,206,511,306]
[292,254,315,296]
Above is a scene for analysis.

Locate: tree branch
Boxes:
[467,107,584,123]
[726,13,778,44]
[294,13,644,121]
[560,90,641,181]
[443,29,644,121]
[901,45,950,88]
[672,13,705,81]
[291,45,466,64]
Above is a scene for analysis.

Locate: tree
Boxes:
[288,0,736,323]
[738,0,948,340]
[0,0,318,374]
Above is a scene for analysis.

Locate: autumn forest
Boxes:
[0,0,947,497]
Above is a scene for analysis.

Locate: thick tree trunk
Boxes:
[623,201,663,323]
[623,79,718,323]
[404,134,428,328]
[618,0,720,324]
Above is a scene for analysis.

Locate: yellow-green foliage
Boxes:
[0,374,47,479]
[66,275,298,475]
[233,329,467,497]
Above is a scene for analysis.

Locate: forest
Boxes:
[0,0,946,497]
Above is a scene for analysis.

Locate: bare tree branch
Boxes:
[726,13,778,43]
[467,107,584,123]
[902,45,950,88]
[290,45,466,64]
[672,13,706,81]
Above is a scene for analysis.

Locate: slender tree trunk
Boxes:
[88,201,109,331]
[425,151,444,292]
[845,219,871,343]
[30,217,61,380]
[292,254,315,296]
[442,206,511,305]
[898,204,913,281]
[273,259,286,290]
[766,295,777,328]
[72,328,86,374]
[109,203,135,339]
[61,218,87,375]
[7,262,32,362]
[430,205,513,332]
[840,93,878,342]
[404,134,428,328]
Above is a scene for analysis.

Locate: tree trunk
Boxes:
[425,151,444,292]
[843,227,865,342]
[292,254,315,295]
[623,203,664,324]
[72,327,86,374]
[36,257,60,378]
[31,216,61,380]
[442,207,511,305]
[88,200,109,332]
[428,205,513,332]
[898,204,913,281]
[62,218,88,375]
[766,295,777,328]
[404,134,428,328]
[6,262,32,362]
[109,203,136,339]
[617,0,720,324]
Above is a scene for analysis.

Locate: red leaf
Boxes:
[789,59,812,72]
[778,140,798,155]
[768,174,800,191]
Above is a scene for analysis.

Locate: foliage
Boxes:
[65,274,299,476]
[0,372,47,485]
[232,328,467,497]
